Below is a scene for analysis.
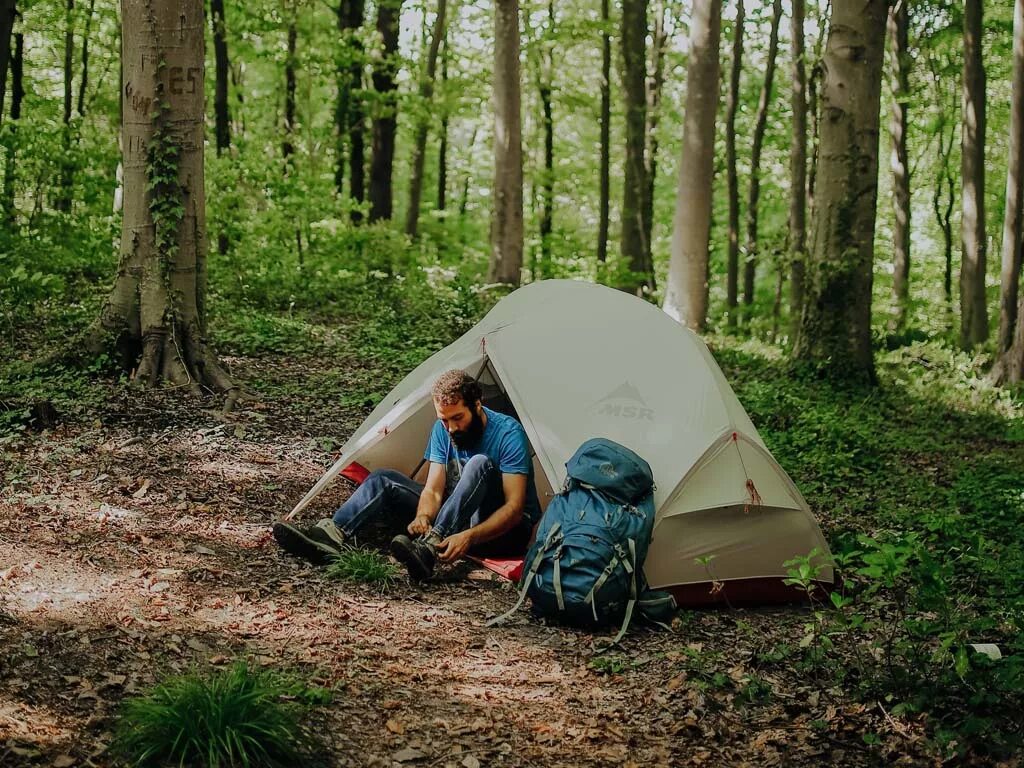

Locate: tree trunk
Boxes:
[725,0,744,327]
[335,0,366,217]
[662,0,721,329]
[994,0,1024,384]
[742,0,782,319]
[888,0,911,333]
[368,0,402,222]
[597,0,611,264]
[641,0,666,287]
[997,0,1024,357]
[537,0,554,277]
[76,0,94,117]
[2,31,22,221]
[437,30,449,211]
[406,0,448,237]
[283,19,297,160]
[618,0,649,294]
[56,0,74,212]
[792,0,887,383]
[788,0,807,341]
[488,0,523,285]
[210,0,231,155]
[960,0,988,349]
[89,0,232,395]
[0,0,15,126]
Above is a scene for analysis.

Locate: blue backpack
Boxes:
[489,438,676,643]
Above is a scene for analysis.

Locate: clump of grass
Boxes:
[325,546,400,590]
[114,661,325,768]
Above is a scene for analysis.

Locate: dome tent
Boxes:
[287,280,833,604]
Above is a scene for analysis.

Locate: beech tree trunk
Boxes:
[929,52,956,309]
[405,0,448,237]
[618,0,649,294]
[335,0,366,217]
[888,0,911,333]
[960,0,988,349]
[368,0,403,222]
[0,0,15,125]
[792,0,887,383]
[77,0,94,117]
[597,0,611,264]
[641,0,667,286]
[788,0,807,340]
[742,0,782,319]
[662,0,721,329]
[488,0,523,285]
[725,0,744,327]
[88,0,232,395]
[994,0,1024,384]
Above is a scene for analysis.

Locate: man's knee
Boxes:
[462,455,495,476]
[364,468,408,489]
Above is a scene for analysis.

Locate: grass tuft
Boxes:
[325,546,400,590]
[113,661,325,768]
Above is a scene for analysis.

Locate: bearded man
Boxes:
[272,369,542,580]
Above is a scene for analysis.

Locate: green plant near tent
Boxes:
[113,661,329,767]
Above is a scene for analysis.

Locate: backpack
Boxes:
[489,438,676,643]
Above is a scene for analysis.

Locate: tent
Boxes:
[288,279,833,604]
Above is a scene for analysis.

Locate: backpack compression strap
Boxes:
[487,522,562,627]
[608,539,639,647]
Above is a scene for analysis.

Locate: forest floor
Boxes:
[0,348,1017,767]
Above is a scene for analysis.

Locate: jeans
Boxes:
[331,455,531,556]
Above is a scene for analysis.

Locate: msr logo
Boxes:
[591,383,655,421]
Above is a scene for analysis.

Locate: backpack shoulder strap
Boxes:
[487,522,561,627]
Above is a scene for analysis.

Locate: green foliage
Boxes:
[325,547,400,590]
[113,661,327,768]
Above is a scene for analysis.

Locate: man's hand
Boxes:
[437,530,475,563]
[408,514,434,536]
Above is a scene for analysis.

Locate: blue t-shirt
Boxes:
[424,406,542,526]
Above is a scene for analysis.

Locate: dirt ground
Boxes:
[0,357,957,767]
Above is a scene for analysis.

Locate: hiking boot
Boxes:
[272,518,346,565]
[389,534,437,581]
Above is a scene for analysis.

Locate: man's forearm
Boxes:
[417,489,443,521]
[467,502,522,545]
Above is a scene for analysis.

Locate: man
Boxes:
[272,369,542,580]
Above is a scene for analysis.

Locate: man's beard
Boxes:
[450,407,485,449]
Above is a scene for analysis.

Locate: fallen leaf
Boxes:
[462,757,480,768]
[385,718,405,735]
[53,756,76,767]
[132,479,152,499]
[391,747,425,762]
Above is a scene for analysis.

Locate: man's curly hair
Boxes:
[431,369,482,407]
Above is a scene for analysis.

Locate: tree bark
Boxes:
[642,0,667,287]
[210,0,231,155]
[618,0,649,294]
[742,0,782,319]
[960,0,988,349]
[537,0,554,277]
[994,0,1024,383]
[368,0,403,222]
[437,30,449,211]
[76,0,94,117]
[597,0,611,264]
[488,0,524,285]
[0,0,15,126]
[662,0,721,329]
[929,51,956,309]
[56,0,74,212]
[996,0,1024,358]
[888,0,911,333]
[725,0,744,327]
[792,0,887,384]
[89,0,232,395]
[2,32,22,221]
[405,0,447,237]
[283,18,297,160]
[788,0,807,341]
[335,0,366,217]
